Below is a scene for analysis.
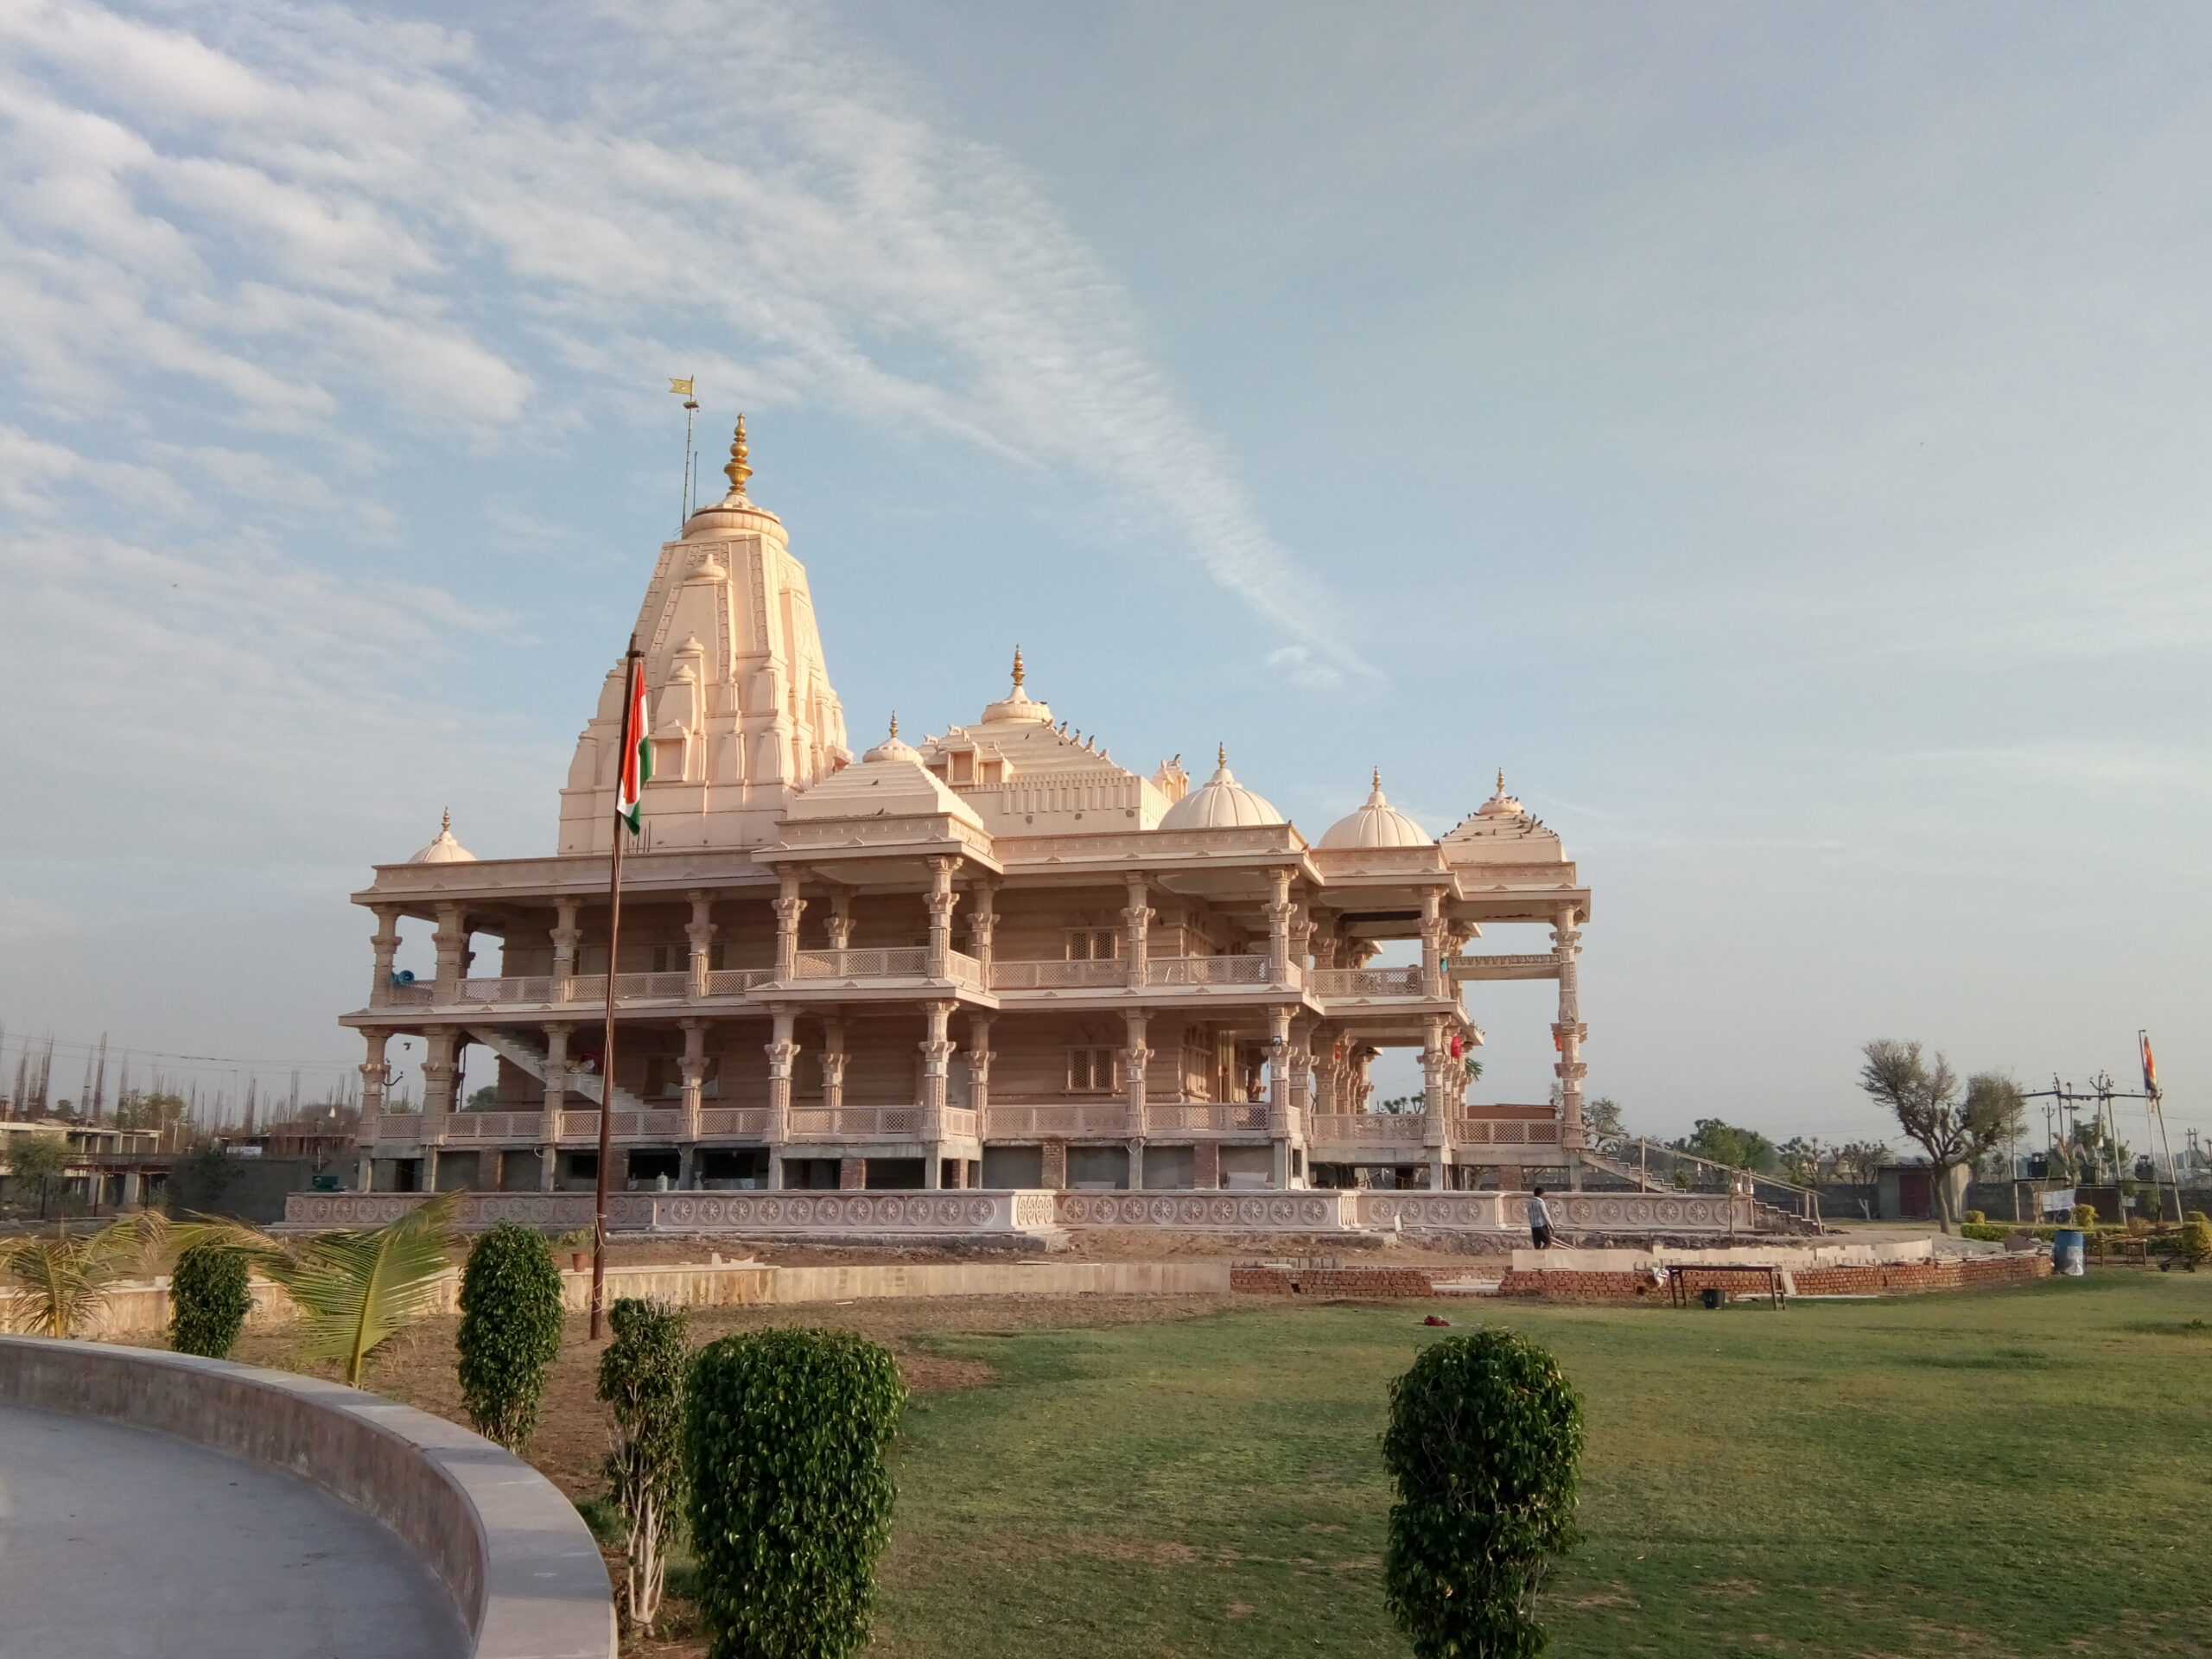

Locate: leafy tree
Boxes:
[600,1299,690,1634]
[169,1243,253,1358]
[1832,1141,1890,1188]
[457,1223,567,1450]
[1673,1118,1777,1174]
[5,1133,70,1217]
[212,1192,460,1384]
[1582,1097,1624,1143]
[113,1090,190,1136]
[1383,1329,1584,1659]
[687,1328,906,1659]
[1,1212,175,1337]
[1857,1042,2024,1232]
[466,1086,499,1110]
[1775,1135,1827,1189]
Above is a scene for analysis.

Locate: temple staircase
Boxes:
[467,1026,649,1115]
[1577,1140,1827,1235]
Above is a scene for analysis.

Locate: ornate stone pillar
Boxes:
[1552,906,1587,1151]
[1311,910,1340,971]
[1422,1014,1450,1190]
[1123,874,1153,988]
[925,858,959,979]
[678,1017,708,1140]
[540,1022,571,1191]
[967,880,997,980]
[1267,1007,1294,1185]
[432,904,468,1004]
[685,891,716,1000]
[1265,868,1294,984]
[765,1005,798,1188]
[550,899,582,1000]
[356,1027,391,1190]
[1421,887,1448,999]
[965,1012,995,1127]
[421,1027,458,1190]
[1289,904,1313,977]
[1123,1008,1150,1190]
[919,1000,957,1188]
[367,906,403,1008]
[824,891,854,952]
[820,1015,847,1111]
[773,874,806,982]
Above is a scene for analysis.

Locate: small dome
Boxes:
[862,714,919,764]
[979,645,1053,726]
[1476,768,1525,818]
[1157,747,1285,831]
[408,810,475,863]
[1319,772,1433,849]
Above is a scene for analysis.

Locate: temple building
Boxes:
[345,424,1593,1196]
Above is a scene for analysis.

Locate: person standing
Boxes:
[1527,1185,1554,1249]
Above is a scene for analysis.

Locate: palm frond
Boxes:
[1,1214,185,1338]
[254,1192,460,1384]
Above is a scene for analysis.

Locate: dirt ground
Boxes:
[588,1227,1513,1270]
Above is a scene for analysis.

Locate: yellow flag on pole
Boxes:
[668,377,695,397]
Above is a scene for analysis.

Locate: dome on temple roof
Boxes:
[408,810,475,864]
[1475,767,1525,817]
[861,714,919,764]
[1158,747,1284,831]
[978,645,1053,726]
[1318,772,1432,849]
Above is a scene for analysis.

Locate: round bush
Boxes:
[1383,1328,1584,1659]
[169,1244,252,1359]
[456,1223,566,1451]
[687,1327,906,1659]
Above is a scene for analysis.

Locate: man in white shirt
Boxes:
[1527,1185,1554,1249]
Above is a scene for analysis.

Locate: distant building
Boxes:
[344,425,1594,1197]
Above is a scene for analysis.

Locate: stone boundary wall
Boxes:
[0,1336,614,1659]
[1230,1267,1438,1298]
[63,1258,1239,1339]
[1499,1250,2053,1301]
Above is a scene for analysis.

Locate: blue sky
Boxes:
[0,1,2204,1151]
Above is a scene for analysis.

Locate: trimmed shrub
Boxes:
[456,1222,566,1450]
[168,1243,252,1358]
[1963,1210,1986,1224]
[1960,1222,2009,1243]
[1383,1329,1584,1659]
[687,1327,906,1659]
[600,1298,690,1635]
[2073,1203,2098,1227]
[2179,1218,2212,1268]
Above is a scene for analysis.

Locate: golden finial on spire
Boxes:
[441,807,451,834]
[1372,766,1382,791]
[1011,645,1025,689]
[723,415,752,497]
[1496,766,1506,796]
[888,711,899,739]
[1217,741,1227,768]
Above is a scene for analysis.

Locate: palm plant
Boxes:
[213,1192,461,1385]
[0,1211,175,1337]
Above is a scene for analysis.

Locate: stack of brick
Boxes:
[1230,1266,1438,1298]
[1498,1250,2051,1301]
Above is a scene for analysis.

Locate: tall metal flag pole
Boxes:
[591,634,645,1341]
[670,378,699,529]
[2143,1029,2183,1224]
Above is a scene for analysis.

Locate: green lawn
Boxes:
[871,1274,2212,1658]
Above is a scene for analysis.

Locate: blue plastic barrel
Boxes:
[2053,1229,2085,1276]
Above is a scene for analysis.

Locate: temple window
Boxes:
[1066,1047,1120,1092]
[1066,928,1119,961]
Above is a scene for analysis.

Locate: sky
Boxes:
[0,1,2205,1153]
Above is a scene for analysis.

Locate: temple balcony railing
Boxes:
[1141,1103,1272,1135]
[783,1104,978,1141]
[981,1101,1137,1139]
[989,957,1131,991]
[788,948,987,991]
[1306,965,1427,1000]
[1141,955,1297,989]
[695,1106,772,1139]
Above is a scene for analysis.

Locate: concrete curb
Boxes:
[0,1335,615,1659]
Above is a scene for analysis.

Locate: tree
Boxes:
[1382,1329,1584,1659]
[1775,1135,1827,1190]
[600,1299,690,1635]
[457,1223,566,1451]
[169,1243,253,1358]
[687,1328,906,1659]
[1583,1097,1624,1143]
[0,1212,175,1337]
[1857,1041,2024,1233]
[214,1192,460,1384]
[1673,1118,1777,1174]
[5,1133,70,1217]
[113,1090,190,1137]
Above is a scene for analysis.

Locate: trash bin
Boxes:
[1700,1286,1724,1310]
[2053,1229,2085,1277]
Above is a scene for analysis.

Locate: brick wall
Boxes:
[1498,1251,2052,1302]
[1230,1267,1438,1298]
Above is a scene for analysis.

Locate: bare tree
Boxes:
[1858,1040,2024,1231]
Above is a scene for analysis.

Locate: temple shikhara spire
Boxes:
[332,418,1651,1244]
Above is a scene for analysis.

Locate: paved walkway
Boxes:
[0,1401,468,1658]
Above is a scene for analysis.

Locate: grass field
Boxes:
[866,1274,2212,1659]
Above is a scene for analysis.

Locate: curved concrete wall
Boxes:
[0,1336,614,1659]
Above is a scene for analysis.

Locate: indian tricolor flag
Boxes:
[617,656,652,835]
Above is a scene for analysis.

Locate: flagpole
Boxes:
[591,633,642,1341]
